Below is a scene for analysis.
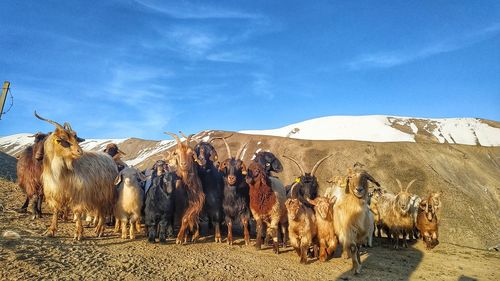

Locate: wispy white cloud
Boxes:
[206,50,255,63]
[252,73,274,100]
[347,23,500,70]
[135,0,260,19]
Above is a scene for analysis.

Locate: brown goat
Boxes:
[34,112,118,240]
[246,162,287,254]
[416,192,441,249]
[103,143,127,171]
[307,196,337,262]
[285,183,318,264]
[165,132,205,245]
[16,132,49,219]
[334,169,380,274]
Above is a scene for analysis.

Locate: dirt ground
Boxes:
[0,179,498,281]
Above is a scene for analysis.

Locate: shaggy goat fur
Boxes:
[285,184,318,264]
[16,132,48,218]
[416,192,441,249]
[307,196,337,262]
[373,179,417,248]
[333,169,380,274]
[35,112,118,240]
[165,132,205,244]
[246,162,287,254]
[114,167,145,239]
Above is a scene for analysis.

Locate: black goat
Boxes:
[283,154,333,206]
[193,141,225,243]
[253,151,283,176]
[219,139,251,245]
[144,172,176,243]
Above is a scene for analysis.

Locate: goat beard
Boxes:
[249,175,276,215]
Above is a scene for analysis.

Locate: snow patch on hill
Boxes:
[240,115,500,146]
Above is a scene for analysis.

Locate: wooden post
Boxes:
[0,81,10,120]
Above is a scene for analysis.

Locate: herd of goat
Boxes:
[14,111,442,274]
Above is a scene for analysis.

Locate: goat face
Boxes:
[104,143,120,157]
[220,158,246,186]
[395,192,412,215]
[194,142,218,168]
[172,145,195,172]
[152,160,168,176]
[114,167,146,187]
[254,151,283,175]
[245,162,266,186]
[52,126,84,159]
[307,196,336,220]
[347,171,380,199]
[296,173,318,201]
[285,198,301,221]
[31,132,49,161]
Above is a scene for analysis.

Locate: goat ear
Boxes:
[137,171,147,182]
[344,176,350,194]
[211,150,218,161]
[241,163,247,175]
[114,174,122,186]
[419,200,427,210]
[329,195,337,205]
[366,173,380,187]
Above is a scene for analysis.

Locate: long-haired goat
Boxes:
[192,136,225,243]
[374,179,417,248]
[165,132,205,244]
[16,132,49,219]
[416,192,441,249]
[34,112,117,240]
[334,169,380,274]
[218,139,251,245]
[283,154,332,204]
[114,167,145,239]
[246,162,287,254]
[144,171,176,243]
[285,183,318,264]
[307,195,337,261]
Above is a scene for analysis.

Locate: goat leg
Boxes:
[43,209,58,237]
[130,214,138,240]
[159,219,167,243]
[19,196,29,212]
[319,239,327,262]
[74,212,84,241]
[226,220,233,245]
[215,222,222,243]
[176,218,188,245]
[242,216,250,246]
[350,244,361,275]
[255,219,263,250]
[114,218,121,233]
[121,218,128,239]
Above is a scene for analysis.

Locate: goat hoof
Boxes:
[121,234,127,239]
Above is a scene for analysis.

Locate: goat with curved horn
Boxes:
[406,179,416,192]
[311,154,333,176]
[236,142,248,160]
[221,138,232,158]
[395,178,404,192]
[282,155,305,175]
[34,111,64,131]
[164,132,182,146]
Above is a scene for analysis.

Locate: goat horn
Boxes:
[221,138,232,158]
[282,155,305,175]
[290,182,300,199]
[311,154,333,176]
[236,142,248,160]
[164,150,172,160]
[395,178,403,192]
[34,111,65,131]
[209,133,233,144]
[118,149,126,156]
[406,179,416,192]
[164,132,182,146]
[178,131,189,139]
[63,122,73,132]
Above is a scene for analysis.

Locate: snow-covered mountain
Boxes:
[240,115,500,146]
[1,116,499,170]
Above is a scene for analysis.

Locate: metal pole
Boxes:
[0,81,10,120]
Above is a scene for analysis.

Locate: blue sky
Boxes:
[0,0,499,139]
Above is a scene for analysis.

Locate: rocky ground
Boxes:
[0,178,498,281]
